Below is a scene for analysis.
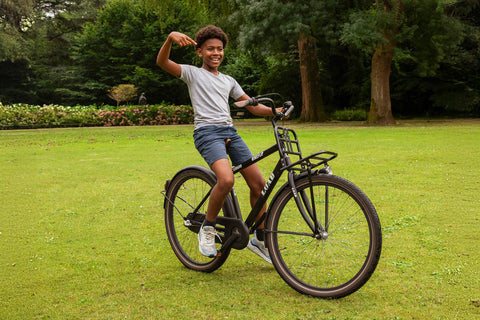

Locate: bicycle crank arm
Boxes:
[217,229,241,256]
[215,216,249,250]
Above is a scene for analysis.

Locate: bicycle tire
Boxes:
[266,174,382,298]
[164,166,235,273]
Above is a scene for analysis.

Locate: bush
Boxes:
[98,104,194,126]
[0,103,194,129]
[107,84,138,106]
[331,109,367,121]
[0,103,101,129]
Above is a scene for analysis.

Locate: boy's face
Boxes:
[197,38,224,72]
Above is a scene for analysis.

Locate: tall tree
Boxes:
[232,0,328,121]
[0,0,106,104]
[232,0,375,121]
[31,0,107,104]
[74,0,207,104]
[0,0,34,61]
[342,0,462,124]
[432,0,480,115]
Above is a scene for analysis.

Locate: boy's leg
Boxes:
[228,129,264,217]
[198,158,234,258]
[241,164,272,264]
[206,158,235,223]
[240,163,267,226]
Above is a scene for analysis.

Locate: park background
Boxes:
[1,0,480,319]
[1,0,480,124]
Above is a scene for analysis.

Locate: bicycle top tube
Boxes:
[231,144,278,174]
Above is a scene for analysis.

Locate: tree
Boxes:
[0,0,36,103]
[297,32,325,122]
[342,0,462,124]
[232,0,379,121]
[32,0,108,104]
[0,0,107,104]
[425,0,480,115]
[107,84,137,106]
[232,0,328,121]
[74,0,206,105]
[0,0,34,61]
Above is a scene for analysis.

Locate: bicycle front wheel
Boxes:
[164,166,234,273]
[266,174,382,298]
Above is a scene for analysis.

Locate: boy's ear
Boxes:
[196,47,202,57]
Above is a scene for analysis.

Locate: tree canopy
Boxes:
[1,0,479,120]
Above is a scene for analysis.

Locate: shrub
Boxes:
[0,103,195,129]
[331,109,367,121]
[98,105,194,126]
[107,84,138,106]
[0,103,101,129]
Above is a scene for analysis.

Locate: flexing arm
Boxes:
[156,32,197,78]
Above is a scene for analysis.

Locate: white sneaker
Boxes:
[198,225,217,258]
[247,232,272,264]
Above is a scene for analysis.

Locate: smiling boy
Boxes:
[156,25,276,263]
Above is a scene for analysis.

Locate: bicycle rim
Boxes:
[267,175,382,298]
[165,168,232,272]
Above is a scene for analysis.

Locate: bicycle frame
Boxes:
[189,115,337,250]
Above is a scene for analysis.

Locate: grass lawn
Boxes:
[1,119,479,319]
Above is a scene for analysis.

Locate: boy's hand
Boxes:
[169,32,197,47]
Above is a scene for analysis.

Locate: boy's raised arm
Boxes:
[156,32,197,78]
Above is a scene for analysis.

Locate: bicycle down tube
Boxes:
[233,137,328,235]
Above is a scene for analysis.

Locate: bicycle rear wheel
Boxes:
[164,166,234,273]
[266,174,382,298]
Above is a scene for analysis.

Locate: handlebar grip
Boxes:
[233,97,258,108]
[233,94,293,120]
[284,104,294,118]
[233,96,281,117]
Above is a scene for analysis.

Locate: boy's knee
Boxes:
[217,175,234,191]
[250,176,266,196]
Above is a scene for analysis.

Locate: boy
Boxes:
[157,25,277,263]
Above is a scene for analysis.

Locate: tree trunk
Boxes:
[368,0,402,125]
[298,33,326,122]
[368,43,396,125]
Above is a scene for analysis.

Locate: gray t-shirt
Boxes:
[180,64,245,129]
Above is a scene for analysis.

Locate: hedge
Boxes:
[0,103,194,129]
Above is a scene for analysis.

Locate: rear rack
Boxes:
[277,126,337,173]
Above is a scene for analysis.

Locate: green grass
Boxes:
[1,119,479,319]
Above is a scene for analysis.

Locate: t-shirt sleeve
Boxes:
[230,78,245,100]
[179,64,192,82]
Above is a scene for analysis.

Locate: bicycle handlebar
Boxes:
[233,93,294,119]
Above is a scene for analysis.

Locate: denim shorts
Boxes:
[193,125,253,167]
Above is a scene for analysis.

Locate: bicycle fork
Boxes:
[288,170,329,240]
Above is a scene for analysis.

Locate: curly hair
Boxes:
[195,25,228,49]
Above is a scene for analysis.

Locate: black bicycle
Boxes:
[163,94,382,298]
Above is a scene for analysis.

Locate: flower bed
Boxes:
[0,103,194,129]
[98,105,193,126]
